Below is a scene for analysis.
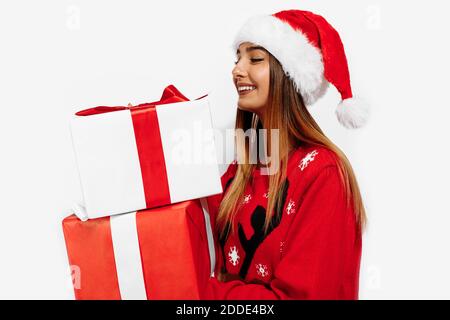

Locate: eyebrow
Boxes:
[236,46,267,55]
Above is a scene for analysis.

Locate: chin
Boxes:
[237,104,251,112]
[237,103,262,114]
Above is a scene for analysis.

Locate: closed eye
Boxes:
[233,58,264,65]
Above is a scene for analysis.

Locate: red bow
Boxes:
[75,85,207,116]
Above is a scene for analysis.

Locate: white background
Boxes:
[1,0,449,299]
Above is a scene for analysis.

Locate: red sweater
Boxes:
[203,145,362,300]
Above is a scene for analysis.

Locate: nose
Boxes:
[232,63,245,80]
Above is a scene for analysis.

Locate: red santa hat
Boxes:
[233,9,369,129]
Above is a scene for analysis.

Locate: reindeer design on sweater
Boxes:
[219,177,290,279]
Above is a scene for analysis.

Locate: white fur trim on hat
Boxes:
[232,14,328,106]
[335,97,370,129]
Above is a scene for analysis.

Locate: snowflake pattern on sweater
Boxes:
[204,145,362,300]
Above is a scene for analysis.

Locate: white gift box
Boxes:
[70,86,222,220]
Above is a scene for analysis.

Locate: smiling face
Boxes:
[232,42,270,118]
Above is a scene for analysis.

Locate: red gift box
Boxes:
[62,199,212,299]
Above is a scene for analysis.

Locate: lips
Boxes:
[238,87,256,96]
[237,84,257,95]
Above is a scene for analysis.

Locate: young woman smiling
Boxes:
[203,9,369,300]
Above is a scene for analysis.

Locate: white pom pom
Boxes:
[335,97,370,129]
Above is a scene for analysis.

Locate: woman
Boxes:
[204,9,369,300]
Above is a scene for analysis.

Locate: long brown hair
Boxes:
[216,49,367,241]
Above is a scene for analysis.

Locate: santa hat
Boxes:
[232,9,369,129]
